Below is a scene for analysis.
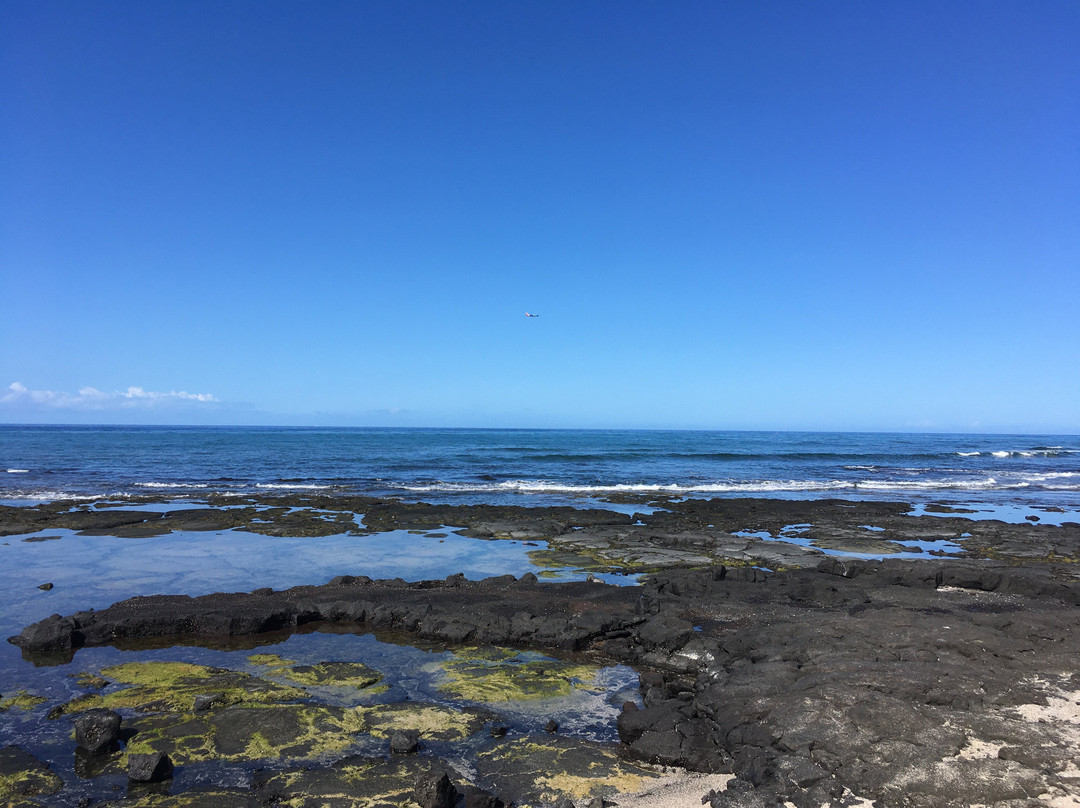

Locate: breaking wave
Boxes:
[395,476,1079,496]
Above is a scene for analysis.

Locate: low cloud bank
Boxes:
[2,382,216,410]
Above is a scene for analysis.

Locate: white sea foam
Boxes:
[2,490,103,502]
[135,482,210,489]
[986,448,1077,458]
[398,474,1073,496]
[5,469,30,473]
[255,483,332,490]
[956,452,981,457]
[401,479,858,495]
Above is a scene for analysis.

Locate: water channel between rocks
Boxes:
[0,518,648,806]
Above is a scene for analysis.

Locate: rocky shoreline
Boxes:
[3,496,1080,807]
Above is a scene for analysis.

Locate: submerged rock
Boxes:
[247,654,383,691]
[0,690,47,713]
[476,735,661,805]
[0,745,63,802]
[56,660,306,716]
[435,646,604,704]
[253,756,454,807]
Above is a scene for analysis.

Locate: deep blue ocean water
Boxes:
[2,425,1078,510]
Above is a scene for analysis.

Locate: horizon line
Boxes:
[1,422,1077,438]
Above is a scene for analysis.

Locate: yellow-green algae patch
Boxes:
[248,655,384,693]
[436,646,603,703]
[0,746,63,802]
[118,701,481,768]
[477,735,659,804]
[352,702,487,741]
[99,788,260,807]
[56,661,306,716]
[72,671,109,690]
[0,691,48,712]
[247,653,296,667]
[114,704,368,769]
[254,756,455,808]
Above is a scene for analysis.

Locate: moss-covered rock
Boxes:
[248,655,383,691]
[477,735,659,804]
[56,661,306,716]
[436,646,603,703]
[72,671,110,690]
[351,702,488,742]
[0,746,63,802]
[114,703,368,769]
[0,691,47,712]
[253,755,457,808]
[98,787,260,807]
[247,653,295,667]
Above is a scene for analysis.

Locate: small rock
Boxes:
[192,693,225,712]
[127,751,173,782]
[462,785,505,808]
[580,798,612,808]
[415,770,457,808]
[389,729,420,754]
[545,719,559,733]
[38,583,54,591]
[489,724,508,738]
[73,709,122,755]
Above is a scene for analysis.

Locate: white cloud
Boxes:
[2,382,216,410]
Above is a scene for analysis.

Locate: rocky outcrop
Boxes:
[9,555,1080,806]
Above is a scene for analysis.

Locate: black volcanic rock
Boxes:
[72,709,122,755]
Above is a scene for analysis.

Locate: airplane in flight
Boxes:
[525,312,540,317]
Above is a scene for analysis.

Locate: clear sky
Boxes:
[2,1,1078,433]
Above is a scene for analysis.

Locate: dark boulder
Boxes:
[73,708,121,755]
[127,751,173,782]
[462,785,505,808]
[414,770,457,808]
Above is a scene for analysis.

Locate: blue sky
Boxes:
[2,1,1078,432]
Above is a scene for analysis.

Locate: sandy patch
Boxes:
[611,772,732,808]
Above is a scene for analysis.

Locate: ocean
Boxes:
[2,425,1079,512]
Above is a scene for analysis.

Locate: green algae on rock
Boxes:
[102,703,368,772]
[116,700,487,771]
[435,646,604,704]
[0,746,63,803]
[248,654,383,691]
[253,755,456,808]
[246,653,296,667]
[99,787,261,807]
[57,661,306,716]
[210,705,366,760]
[352,702,488,742]
[476,735,659,804]
[72,671,110,690]
[0,691,47,712]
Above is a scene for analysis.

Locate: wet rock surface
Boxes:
[4,496,1080,806]
[73,708,123,755]
[0,745,63,803]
